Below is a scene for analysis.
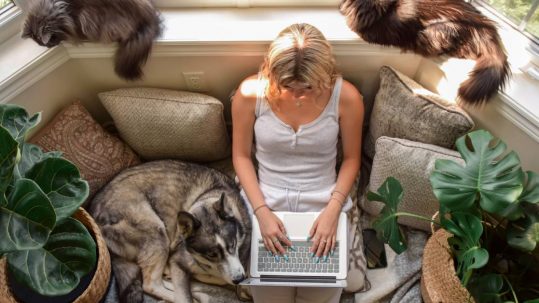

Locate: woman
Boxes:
[232,23,364,303]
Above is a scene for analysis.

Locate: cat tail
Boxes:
[457,31,510,106]
[114,18,162,80]
[112,257,144,303]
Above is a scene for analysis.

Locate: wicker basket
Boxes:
[421,229,474,303]
[0,208,111,303]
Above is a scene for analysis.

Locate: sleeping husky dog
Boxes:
[89,160,251,303]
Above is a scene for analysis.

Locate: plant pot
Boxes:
[421,229,475,303]
[0,208,111,303]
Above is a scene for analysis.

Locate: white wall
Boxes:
[8,49,537,172]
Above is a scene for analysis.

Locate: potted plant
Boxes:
[0,104,110,302]
[367,130,539,303]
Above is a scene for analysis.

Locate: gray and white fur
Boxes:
[22,0,162,80]
[89,160,251,303]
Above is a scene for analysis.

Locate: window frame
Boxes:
[472,0,539,45]
[0,0,22,44]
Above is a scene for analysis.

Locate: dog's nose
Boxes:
[232,275,245,284]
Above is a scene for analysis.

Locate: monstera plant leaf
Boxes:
[0,179,56,253]
[0,126,18,195]
[0,104,41,144]
[499,171,539,221]
[367,177,407,254]
[445,212,488,284]
[430,130,524,214]
[25,157,89,222]
[17,143,62,179]
[6,217,96,296]
[468,274,505,303]
[507,212,539,252]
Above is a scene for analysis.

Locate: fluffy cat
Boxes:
[22,0,162,80]
[340,0,510,106]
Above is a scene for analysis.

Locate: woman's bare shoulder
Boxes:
[236,74,263,100]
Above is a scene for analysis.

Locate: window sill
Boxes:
[0,6,538,142]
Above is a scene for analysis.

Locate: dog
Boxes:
[89,160,251,303]
[340,0,510,106]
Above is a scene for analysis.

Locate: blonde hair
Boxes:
[260,23,338,103]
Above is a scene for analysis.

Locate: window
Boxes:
[476,0,539,41]
[0,0,14,14]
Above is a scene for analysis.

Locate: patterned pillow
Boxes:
[364,66,474,159]
[30,101,141,200]
[360,136,464,232]
[99,88,231,162]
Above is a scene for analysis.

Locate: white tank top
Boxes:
[253,76,343,191]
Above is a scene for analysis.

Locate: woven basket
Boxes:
[421,229,474,303]
[0,208,111,303]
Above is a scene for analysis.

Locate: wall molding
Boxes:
[64,40,404,58]
[0,47,70,104]
[495,92,539,143]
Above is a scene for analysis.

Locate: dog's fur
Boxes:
[89,160,251,303]
[340,0,510,106]
[22,0,162,80]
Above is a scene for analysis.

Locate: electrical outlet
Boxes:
[183,72,208,92]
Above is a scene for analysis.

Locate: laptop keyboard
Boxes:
[257,240,339,273]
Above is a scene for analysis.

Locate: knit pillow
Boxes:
[360,136,464,232]
[30,101,141,199]
[99,88,231,162]
[364,66,474,159]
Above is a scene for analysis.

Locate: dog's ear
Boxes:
[213,193,234,221]
[177,211,201,238]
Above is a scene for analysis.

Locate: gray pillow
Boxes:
[99,88,230,162]
[364,66,474,159]
[360,136,464,232]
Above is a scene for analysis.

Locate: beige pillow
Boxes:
[99,88,230,162]
[364,66,474,159]
[360,136,464,232]
[30,101,141,199]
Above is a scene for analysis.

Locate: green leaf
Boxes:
[519,171,539,204]
[368,177,407,254]
[0,126,18,195]
[6,217,97,296]
[445,212,488,283]
[0,104,41,144]
[507,212,539,252]
[26,158,89,222]
[468,274,504,303]
[430,130,524,214]
[0,179,56,253]
[17,142,62,178]
[523,299,539,303]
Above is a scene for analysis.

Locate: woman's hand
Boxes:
[256,207,293,258]
[309,200,341,261]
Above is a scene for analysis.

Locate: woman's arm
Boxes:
[231,75,292,256]
[310,80,364,260]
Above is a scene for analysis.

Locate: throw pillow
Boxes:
[364,66,474,159]
[30,101,141,200]
[99,88,230,162]
[360,136,464,232]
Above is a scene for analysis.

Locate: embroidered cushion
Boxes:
[30,101,141,200]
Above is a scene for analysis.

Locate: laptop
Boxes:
[241,211,348,288]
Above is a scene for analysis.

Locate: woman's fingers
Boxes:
[330,235,337,256]
[277,221,293,248]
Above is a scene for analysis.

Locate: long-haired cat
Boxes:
[22,0,162,80]
[340,0,510,106]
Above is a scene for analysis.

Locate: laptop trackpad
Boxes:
[283,213,316,238]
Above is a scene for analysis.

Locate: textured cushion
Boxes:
[30,101,141,199]
[364,66,474,159]
[99,88,230,161]
[360,136,464,232]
